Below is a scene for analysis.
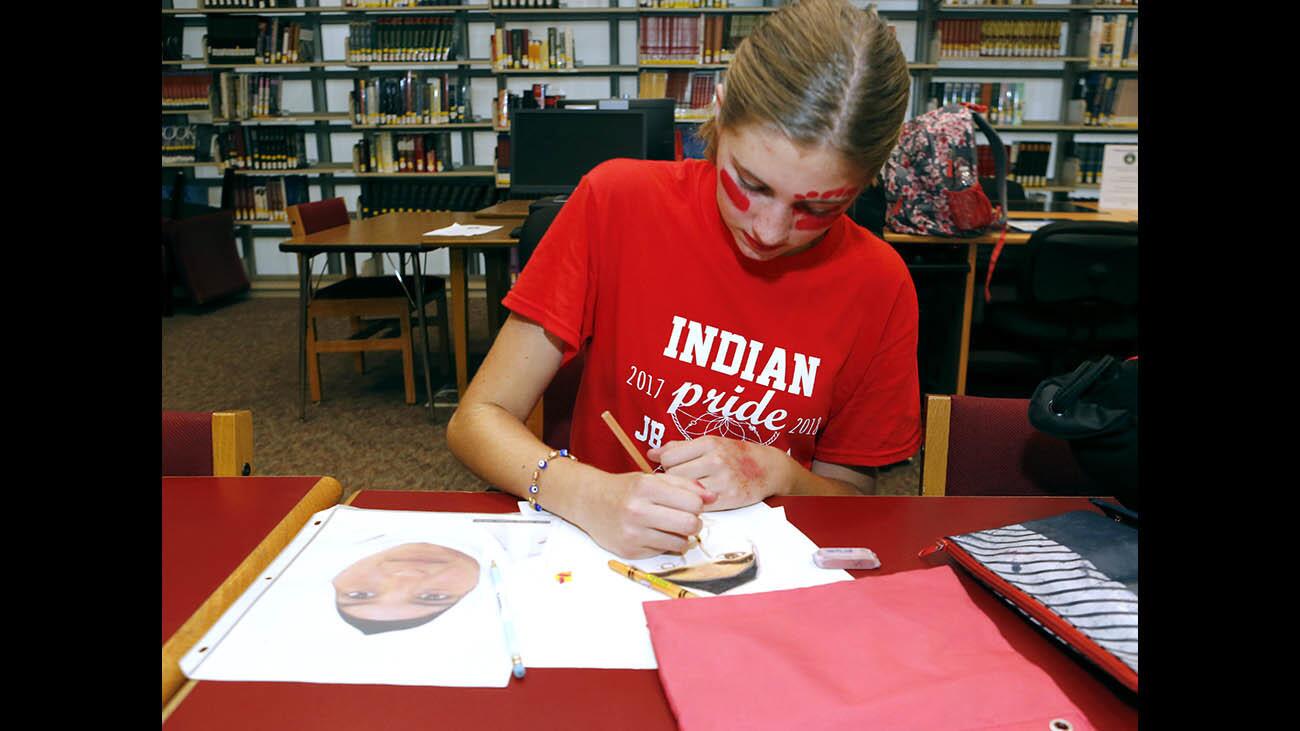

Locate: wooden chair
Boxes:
[287,198,451,405]
[921,394,1096,497]
[162,410,254,476]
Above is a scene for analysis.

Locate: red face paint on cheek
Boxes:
[793,216,834,232]
[793,201,853,230]
[791,186,860,230]
[793,186,854,202]
[719,169,751,213]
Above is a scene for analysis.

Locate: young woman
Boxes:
[449,0,921,559]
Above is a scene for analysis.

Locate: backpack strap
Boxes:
[967,107,1013,301]
[968,110,1007,227]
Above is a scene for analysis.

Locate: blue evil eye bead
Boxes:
[538,458,548,470]
[529,483,539,494]
[533,503,542,511]
[559,449,569,458]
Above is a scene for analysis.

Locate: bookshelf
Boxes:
[923,0,1139,194]
[163,0,1137,286]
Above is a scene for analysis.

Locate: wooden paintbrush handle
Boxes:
[600,410,654,474]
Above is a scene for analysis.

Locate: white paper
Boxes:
[181,502,854,685]
[512,502,852,669]
[179,506,552,687]
[423,223,503,237]
[1099,144,1139,212]
[1009,219,1055,233]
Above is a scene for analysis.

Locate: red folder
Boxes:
[644,566,1093,731]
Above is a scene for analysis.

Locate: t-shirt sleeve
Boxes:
[813,266,923,467]
[500,175,602,362]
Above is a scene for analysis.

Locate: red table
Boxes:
[163,475,343,707]
[163,491,1137,729]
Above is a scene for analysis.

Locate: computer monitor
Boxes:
[509,109,648,197]
[558,97,676,161]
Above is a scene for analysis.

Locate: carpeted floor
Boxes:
[162,293,920,502]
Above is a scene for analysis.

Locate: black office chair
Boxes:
[984,220,1138,378]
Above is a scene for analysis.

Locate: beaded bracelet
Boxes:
[528,448,576,512]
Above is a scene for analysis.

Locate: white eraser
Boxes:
[813,547,881,570]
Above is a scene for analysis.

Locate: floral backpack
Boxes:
[884,103,1010,299]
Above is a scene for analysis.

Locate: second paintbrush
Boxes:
[609,559,700,599]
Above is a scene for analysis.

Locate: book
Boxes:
[163,72,213,109]
[1121,17,1138,67]
[1098,14,1117,68]
[354,131,458,173]
[1109,79,1137,127]
[1088,14,1103,66]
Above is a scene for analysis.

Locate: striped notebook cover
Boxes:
[922,510,1138,693]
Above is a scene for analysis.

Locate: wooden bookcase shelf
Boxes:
[212,113,353,124]
[346,60,494,68]
[937,56,1090,64]
[993,123,1137,133]
[352,121,495,130]
[350,169,498,178]
[231,164,354,176]
[490,6,639,14]
[166,4,489,13]
[496,65,639,74]
[937,3,1137,12]
[638,6,778,13]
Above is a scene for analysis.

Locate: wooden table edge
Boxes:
[162,476,345,711]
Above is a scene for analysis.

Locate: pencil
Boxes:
[489,561,526,679]
[600,410,655,473]
[609,559,700,599]
[600,410,705,552]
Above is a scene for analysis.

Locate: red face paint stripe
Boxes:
[794,186,856,202]
[792,202,852,230]
[719,169,750,212]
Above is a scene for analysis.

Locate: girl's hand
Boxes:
[647,436,794,511]
[580,472,717,559]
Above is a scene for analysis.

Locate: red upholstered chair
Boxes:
[161,210,251,306]
[921,394,1097,497]
[162,410,254,477]
[287,198,451,405]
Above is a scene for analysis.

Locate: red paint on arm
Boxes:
[719,168,751,212]
[734,452,763,481]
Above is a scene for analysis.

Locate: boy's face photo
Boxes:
[333,542,480,633]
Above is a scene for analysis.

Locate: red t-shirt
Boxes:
[502,158,921,475]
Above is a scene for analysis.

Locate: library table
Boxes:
[474,198,536,219]
[883,207,1138,395]
[162,491,1137,730]
[162,475,343,708]
[280,212,524,419]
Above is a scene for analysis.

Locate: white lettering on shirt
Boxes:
[661,315,818,398]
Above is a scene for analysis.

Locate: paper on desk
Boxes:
[423,223,502,236]
[510,501,853,669]
[178,506,552,687]
[1008,219,1054,232]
